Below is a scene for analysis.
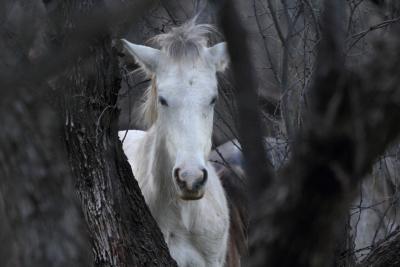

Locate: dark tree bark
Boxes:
[0,90,92,267]
[51,1,177,266]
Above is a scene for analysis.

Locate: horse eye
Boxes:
[210,96,217,105]
[159,96,168,106]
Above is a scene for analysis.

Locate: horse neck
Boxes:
[140,125,178,206]
[139,124,226,232]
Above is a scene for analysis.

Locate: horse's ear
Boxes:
[121,39,161,74]
[207,42,229,72]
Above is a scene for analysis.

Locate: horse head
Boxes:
[122,21,229,200]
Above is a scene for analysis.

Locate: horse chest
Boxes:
[152,202,228,267]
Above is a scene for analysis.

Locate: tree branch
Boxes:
[217,0,274,198]
[358,229,400,267]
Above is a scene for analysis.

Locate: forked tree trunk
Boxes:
[51,0,176,266]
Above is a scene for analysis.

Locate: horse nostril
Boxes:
[174,168,180,179]
[201,168,208,184]
[192,169,208,191]
[174,168,186,189]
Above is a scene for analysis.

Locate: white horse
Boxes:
[118,21,236,267]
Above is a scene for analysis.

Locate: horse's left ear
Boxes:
[120,39,161,74]
[207,42,229,72]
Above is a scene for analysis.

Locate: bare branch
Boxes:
[347,16,400,53]
[266,0,285,44]
[217,0,274,195]
[358,229,400,267]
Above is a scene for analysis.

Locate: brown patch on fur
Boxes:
[217,166,248,267]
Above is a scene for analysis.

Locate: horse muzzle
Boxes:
[174,167,208,201]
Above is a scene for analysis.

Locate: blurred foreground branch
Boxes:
[0,81,91,267]
[218,0,400,266]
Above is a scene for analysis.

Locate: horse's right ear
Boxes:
[120,39,161,74]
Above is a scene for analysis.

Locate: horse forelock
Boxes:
[137,20,219,129]
[150,19,218,61]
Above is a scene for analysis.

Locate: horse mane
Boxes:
[137,75,158,128]
[137,20,218,128]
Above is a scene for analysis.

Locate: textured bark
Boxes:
[0,91,91,267]
[53,1,177,266]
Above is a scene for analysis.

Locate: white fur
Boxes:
[121,39,162,74]
[119,36,230,266]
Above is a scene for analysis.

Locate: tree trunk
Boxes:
[52,1,177,266]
